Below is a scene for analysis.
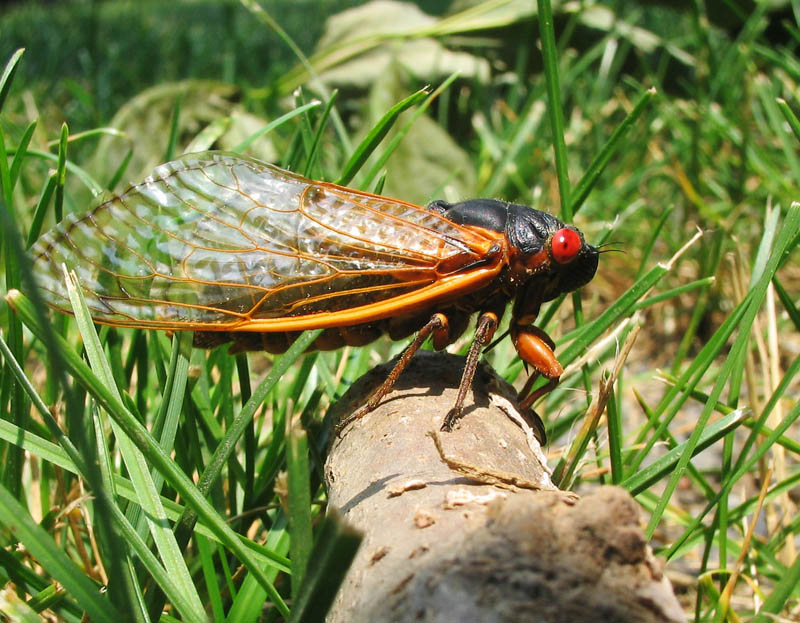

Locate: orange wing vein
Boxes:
[32,152,505,332]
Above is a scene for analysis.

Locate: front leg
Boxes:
[512,325,563,409]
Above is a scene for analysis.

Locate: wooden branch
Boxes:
[324,351,686,623]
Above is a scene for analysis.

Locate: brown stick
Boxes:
[325,351,686,623]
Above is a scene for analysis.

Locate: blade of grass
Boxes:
[773,276,800,331]
[9,120,36,189]
[361,74,459,189]
[606,381,623,484]
[163,92,183,161]
[538,0,570,215]
[141,331,192,621]
[232,100,321,153]
[226,514,291,621]
[64,269,207,623]
[621,408,749,496]
[776,97,800,143]
[25,171,57,248]
[749,551,800,622]
[195,533,225,623]
[105,147,133,190]
[0,48,24,113]
[44,126,131,151]
[570,87,656,216]
[336,87,429,187]
[12,148,103,196]
[631,277,716,311]
[287,417,313,602]
[303,89,338,178]
[54,123,68,222]
[185,117,232,153]
[0,128,26,501]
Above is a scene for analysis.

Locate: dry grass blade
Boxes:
[555,319,642,488]
[717,466,772,622]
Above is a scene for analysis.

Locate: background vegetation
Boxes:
[1,0,799,621]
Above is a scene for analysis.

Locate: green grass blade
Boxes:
[54,123,68,222]
[361,74,459,189]
[0,48,24,113]
[105,147,133,190]
[749,553,800,621]
[196,533,225,622]
[9,120,36,189]
[0,126,27,501]
[25,171,57,248]
[631,277,716,312]
[287,419,313,601]
[13,148,103,196]
[570,88,656,216]
[776,97,800,143]
[226,514,290,622]
[303,89,338,178]
[538,0,570,216]
[63,269,207,622]
[232,100,321,153]
[163,91,183,161]
[186,116,232,153]
[621,409,748,495]
[773,276,800,331]
[336,87,429,187]
[605,382,623,484]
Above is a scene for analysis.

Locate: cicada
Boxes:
[31,152,599,436]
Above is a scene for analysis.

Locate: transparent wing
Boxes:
[32,152,498,330]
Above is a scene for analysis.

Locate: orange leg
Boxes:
[512,325,563,410]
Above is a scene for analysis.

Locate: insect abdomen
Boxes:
[193,304,477,354]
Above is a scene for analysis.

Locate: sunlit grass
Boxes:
[0,1,799,621]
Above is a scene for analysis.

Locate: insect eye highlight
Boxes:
[551,227,582,264]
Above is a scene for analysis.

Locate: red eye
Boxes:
[551,227,582,264]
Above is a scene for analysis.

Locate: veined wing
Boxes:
[32,152,504,331]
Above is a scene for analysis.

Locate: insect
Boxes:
[31,152,599,438]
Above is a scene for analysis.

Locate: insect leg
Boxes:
[440,311,499,432]
[512,325,563,409]
[334,313,450,435]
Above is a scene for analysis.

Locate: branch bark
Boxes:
[324,351,686,623]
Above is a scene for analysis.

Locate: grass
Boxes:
[1,0,800,621]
